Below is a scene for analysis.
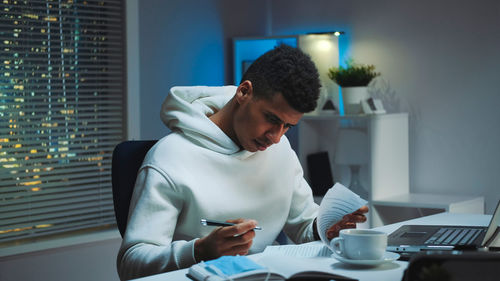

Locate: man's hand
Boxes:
[326,205,369,240]
[194,218,257,262]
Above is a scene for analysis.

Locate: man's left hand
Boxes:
[326,205,369,240]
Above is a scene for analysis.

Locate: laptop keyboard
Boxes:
[424,227,484,245]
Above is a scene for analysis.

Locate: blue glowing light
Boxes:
[233,38,298,85]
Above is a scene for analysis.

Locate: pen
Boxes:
[200,219,262,230]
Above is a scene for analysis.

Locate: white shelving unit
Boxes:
[298,113,484,227]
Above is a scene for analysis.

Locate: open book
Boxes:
[187,254,357,281]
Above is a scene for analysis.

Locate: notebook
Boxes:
[387,200,500,257]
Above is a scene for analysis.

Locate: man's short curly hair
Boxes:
[241,44,321,113]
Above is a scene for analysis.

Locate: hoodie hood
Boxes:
[160,86,243,155]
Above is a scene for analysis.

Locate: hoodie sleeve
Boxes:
[116,166,196,280]
[282,147,319,244]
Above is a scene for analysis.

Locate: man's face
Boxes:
[233,89,303,152]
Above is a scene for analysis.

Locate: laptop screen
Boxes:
[481,200,500,246]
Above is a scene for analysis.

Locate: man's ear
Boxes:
[235,80,253,104]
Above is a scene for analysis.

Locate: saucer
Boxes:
[331,251,400,266]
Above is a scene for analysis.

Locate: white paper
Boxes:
[255,254,338,279]
[263,243,331,258]
[317,182,368,246]
[260,183,367,259]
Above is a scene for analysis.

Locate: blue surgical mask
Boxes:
[203,255,265,277]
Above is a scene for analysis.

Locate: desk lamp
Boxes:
[335,129,369,199]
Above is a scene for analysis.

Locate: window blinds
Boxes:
[0,0,125,242]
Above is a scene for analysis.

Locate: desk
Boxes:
[133,212,492,281]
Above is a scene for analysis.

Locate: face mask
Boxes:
[203,255,265,277]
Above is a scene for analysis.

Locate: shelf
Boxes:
[302,112,408,121]
[298,113,484,227]
[372,193,484,213]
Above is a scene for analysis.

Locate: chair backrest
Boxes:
[112,140,157,237]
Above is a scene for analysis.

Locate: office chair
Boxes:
[111,140,157,237]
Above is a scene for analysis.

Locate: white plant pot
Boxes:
[342,86,370,115]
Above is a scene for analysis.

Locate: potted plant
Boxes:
[328,59,380,114]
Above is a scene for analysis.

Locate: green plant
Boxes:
[328,59,380,87]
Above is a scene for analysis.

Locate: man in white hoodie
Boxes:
[117,45,368,280]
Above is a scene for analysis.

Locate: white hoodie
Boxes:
[117,86,319,280]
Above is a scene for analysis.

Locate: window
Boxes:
[0,0,125,242]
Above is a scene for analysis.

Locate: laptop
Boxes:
[387,200,500,258]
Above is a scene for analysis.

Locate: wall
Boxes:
[270,0,500,213]
[137,0,269,139]
[138,0,222,138]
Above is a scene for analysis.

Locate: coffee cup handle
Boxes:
[331,237,344,256]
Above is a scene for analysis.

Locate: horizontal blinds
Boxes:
[0,0,125,242]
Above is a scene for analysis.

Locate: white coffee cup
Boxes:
[330,229,387,260]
